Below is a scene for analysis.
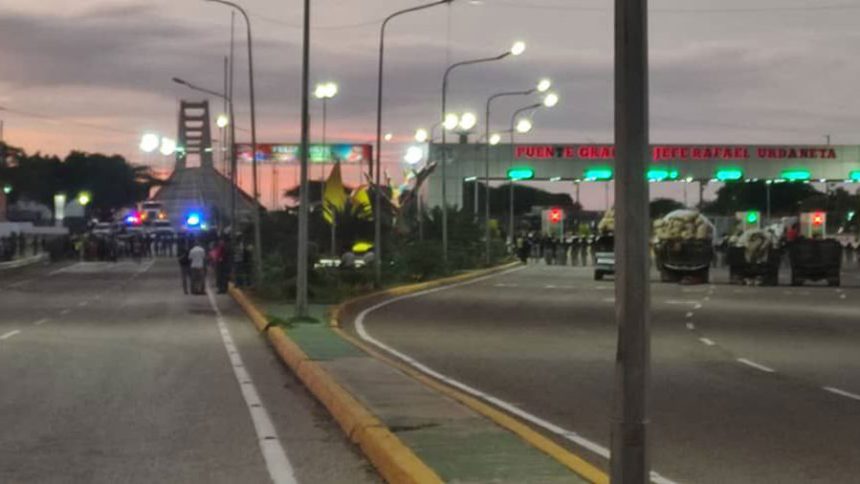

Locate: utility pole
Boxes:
[611,0,651,482]
[296,0,311,317]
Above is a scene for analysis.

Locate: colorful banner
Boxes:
[236,143,372,165]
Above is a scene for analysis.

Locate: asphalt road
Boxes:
[0,259,377,484]
[353,263,860,484]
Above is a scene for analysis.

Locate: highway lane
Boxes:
[0,259,377,484]
[352,264,860,483]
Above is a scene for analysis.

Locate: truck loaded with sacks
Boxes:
[652,210,715,284]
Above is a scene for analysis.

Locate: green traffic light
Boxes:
[746,211,759,224]
[507,167,535,181]
[2,184,11,195]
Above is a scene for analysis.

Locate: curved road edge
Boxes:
[330,262,610,484]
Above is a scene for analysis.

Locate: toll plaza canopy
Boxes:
[424,143,860,208]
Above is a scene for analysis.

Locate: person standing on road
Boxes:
[189,240,207,295]
[178,243,192,295]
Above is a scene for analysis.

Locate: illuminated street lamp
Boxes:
[414,128,429,143]
[159,137,177,156]
[216,114,230,128]
[489,133,502,146]
[440,40,527,269]
[458,112,478,131]
[77,191,91,207]
[139,133,160,153]
[313,81,339,147]
[374,0,454,286]
[404,145,425,165]
[481,78,553,263]
[506,97,559,242]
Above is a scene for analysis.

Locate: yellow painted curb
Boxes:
[228,285,443,484]
[329,263,610,484]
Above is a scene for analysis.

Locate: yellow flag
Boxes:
[351,185,373,220]
[323,163,347,224]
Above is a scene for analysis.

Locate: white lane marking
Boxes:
[78,301,89,307]
[0,330,22,340]
[685,312,694,318]
[737,358,776,373]
[493,282,519,288]
[354,267,678,484]
[693,303,703,310]
[602,297,616,303]
[685,323,695,330]
[823,386,860,402]
[595,285,612,290]
[840,294,847,300]
[59,309,71,315]
[33,318,49,326]
[545,284,557,289]
[205,289,297,484]
[664,300,699,306]
[699,337,715,346]
[703,296,710,302]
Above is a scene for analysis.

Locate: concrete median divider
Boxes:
[229,284,443,484]
[230,261,609,484]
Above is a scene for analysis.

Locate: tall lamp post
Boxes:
[315,81,339,256]
[483,78,551,264]
[204,0,263,286]
[440,40,526,270]
[506,92,559,243]
[374,0,453,286]
[172,76,238,251]
[314,81,339,179]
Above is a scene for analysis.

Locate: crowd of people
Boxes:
[0,232,48,262]
[176,235,252,295]
[513,232,611,266]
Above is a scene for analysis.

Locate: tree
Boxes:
[702,181,821,216]
[0,147,161,219]
[650,198,685,219]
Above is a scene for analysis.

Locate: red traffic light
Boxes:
[812,212,824,226]
[549,208,563,224]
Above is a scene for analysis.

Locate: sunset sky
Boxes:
[3,0,860,208]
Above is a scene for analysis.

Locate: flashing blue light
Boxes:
[186,213,202,226]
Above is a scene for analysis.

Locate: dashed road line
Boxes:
[693,303,703,310]
[686,323,695,330]
[0,330,21,341]
[823,386,860,402]
[699,337,716,346]
[664,299,699,306]
[78,301,89,307]
[737,358,776,373]
[59,309,71,315]
[33,318,49,326]
[685,311,694,318]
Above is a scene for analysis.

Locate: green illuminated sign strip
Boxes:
[507,167,535,181]
[781,169,811,181]
[584,167,613,181]
[715,168,743,181]
[850,171,860,181]
[647,168,680,182]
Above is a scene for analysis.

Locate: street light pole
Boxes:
[205,0,264,286]
[508,104,539,242]
[484,87,539,265]
[611,0,651,481]
[296,0,312,317]
[374,0,453,286]
[440,43,523,270]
